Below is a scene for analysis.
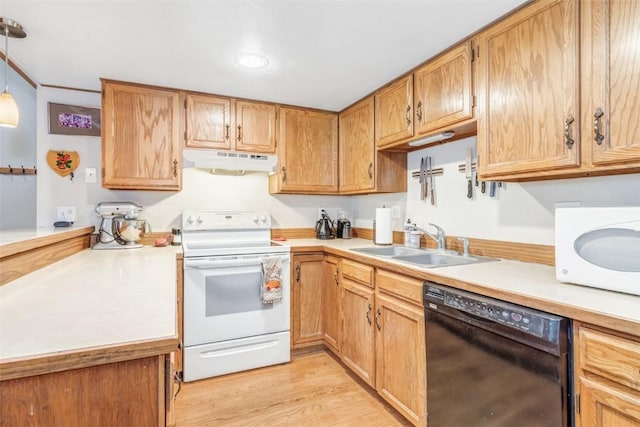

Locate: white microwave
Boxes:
[555,207,640,295]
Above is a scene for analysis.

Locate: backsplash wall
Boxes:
[352,137,640,245]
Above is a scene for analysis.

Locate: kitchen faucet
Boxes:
[406,222,446,250]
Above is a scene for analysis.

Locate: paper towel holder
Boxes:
[372,220,393,246]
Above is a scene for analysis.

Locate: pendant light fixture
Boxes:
[0,17,26,128]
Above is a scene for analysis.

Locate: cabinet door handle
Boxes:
[173,159,178,177]
[225,124,230,141]
[564,115,575,149]
[416,100,423,123]
[295,264,301,282]
[334,268,339,286]
[594,108,605,146]
[366,303,372,325]
[368,162,373,180]
[281,166,287,183]
[405,105,412,126]
[375,307,382,331]
[237,125,242,141]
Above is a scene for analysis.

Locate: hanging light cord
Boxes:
[3,24,8,93]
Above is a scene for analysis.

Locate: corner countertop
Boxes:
[0,245,179,379]
[283,238,640,336]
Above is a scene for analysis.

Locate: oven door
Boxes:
[183,254,290,347]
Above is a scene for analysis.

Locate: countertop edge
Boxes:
[0,335,179,381]
[0,226,95,259]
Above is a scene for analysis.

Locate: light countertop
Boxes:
[0,246,178,363]
[284,238,640,335]
[0,225,93,246]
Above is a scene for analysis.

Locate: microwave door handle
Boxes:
[185,259,264,269]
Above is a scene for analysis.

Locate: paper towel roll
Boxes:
[375,207,393,245]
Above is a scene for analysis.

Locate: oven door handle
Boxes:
[184,259,265,269]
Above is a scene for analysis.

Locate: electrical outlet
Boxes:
[57,206,76,222]
[392,205,401,219]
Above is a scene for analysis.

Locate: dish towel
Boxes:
[261,256,283,304]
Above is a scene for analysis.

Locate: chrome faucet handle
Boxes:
[457,237,470,257]
[428,223,446,249]
[428,223,445,236]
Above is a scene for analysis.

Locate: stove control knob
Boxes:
[195,216,203,224]
[186,215,195,224]
[259,215,267,223]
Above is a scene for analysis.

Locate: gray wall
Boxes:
[0,64,37,230]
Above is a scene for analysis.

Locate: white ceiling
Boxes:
[1,0,527,111]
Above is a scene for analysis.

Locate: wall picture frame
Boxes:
[48,102,101,137]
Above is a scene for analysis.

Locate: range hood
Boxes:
[183,149,277,174]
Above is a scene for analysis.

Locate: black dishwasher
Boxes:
[423,282,572,427]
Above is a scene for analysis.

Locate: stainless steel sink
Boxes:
[350,246,426,257]
[393,252,498,268]
[351,246,499,268]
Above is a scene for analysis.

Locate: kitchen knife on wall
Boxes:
[429,156,435,206]
[419,157,425,201]
[465,148,473,199]
[489,181,496,197]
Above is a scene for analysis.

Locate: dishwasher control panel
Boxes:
[424,282,564,343]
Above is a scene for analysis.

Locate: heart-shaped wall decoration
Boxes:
[47,150,80,177]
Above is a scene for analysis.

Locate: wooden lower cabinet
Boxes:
[341,277,376,386]
[0,355,169,427]
[322,255,342,355]
[375,291,426,427]
[574,322,640,427]
[291,253,325,349]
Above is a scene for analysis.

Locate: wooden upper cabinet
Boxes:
[102,80,182,191]
[270,107,338,194]
[375,75,414,147]
[185,94,233,150]
[476,0,580,179]
[414,41,473,136]
[340,97,376,192]
[582,0,640,169]
[235,101,277,154]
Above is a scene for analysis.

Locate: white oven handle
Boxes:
[184,258,265,269]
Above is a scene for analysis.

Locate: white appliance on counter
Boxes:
[555,206,640,295]
[181,210,291,382]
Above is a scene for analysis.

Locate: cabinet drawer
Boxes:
[342,259,373,288]
[579,327,640,392]
[375,270,422,305]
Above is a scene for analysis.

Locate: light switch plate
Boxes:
[85,167,97,183]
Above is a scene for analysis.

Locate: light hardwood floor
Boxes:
[175,350,412,426]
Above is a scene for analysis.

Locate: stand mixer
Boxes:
[93,202,151,250]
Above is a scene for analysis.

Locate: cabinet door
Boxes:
[375,75,414,147]
[235,101,276,153]
[579,377,640,427]
[291,254,324,348]
[185,94,233,150]
[323,255,342,355]
[339,97,375,192]
[584,0,640,167]
[375,292,426,427]
[275,107,338,193]
[414,41,473,135]
[342,278,375,387]
[102,81,182,190]
[477,0,580,179]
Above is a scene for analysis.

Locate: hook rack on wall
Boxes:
[458,161,477,173]
[0,165,37,175]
